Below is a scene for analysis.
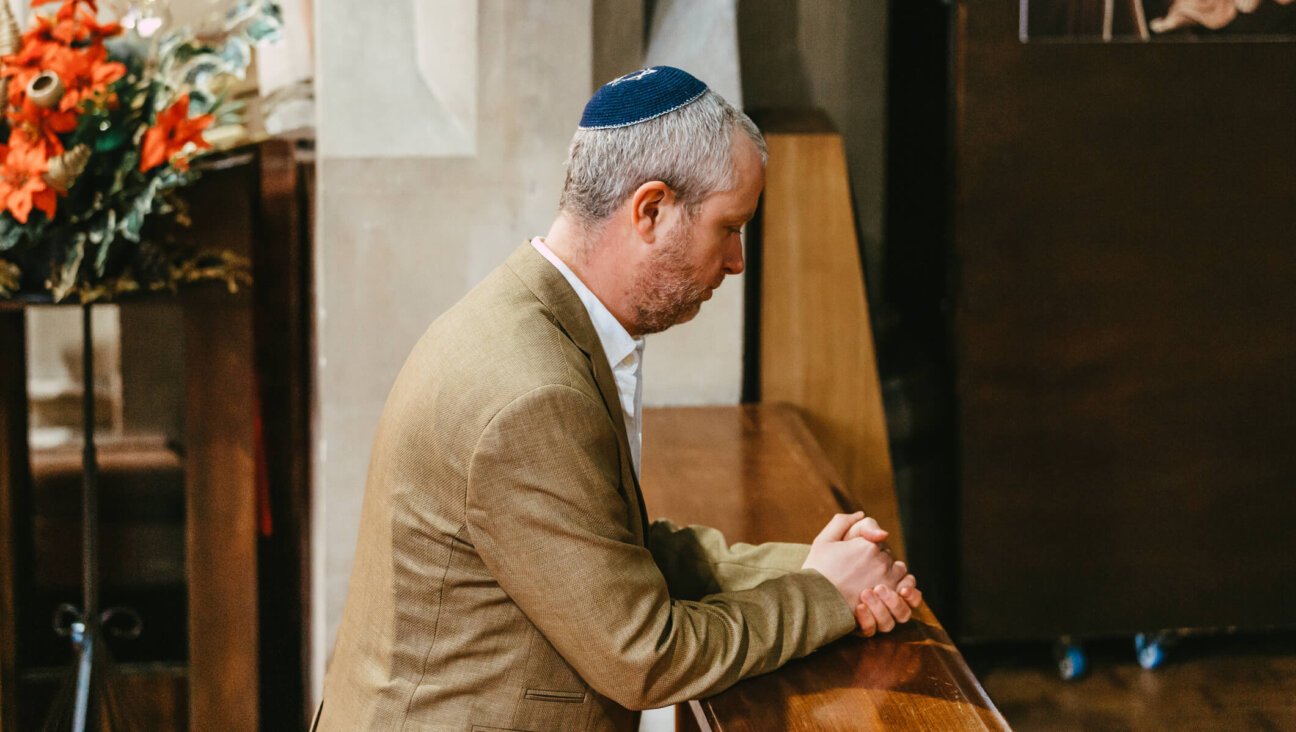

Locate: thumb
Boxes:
[815,512,863,544]
[845,516,889,543]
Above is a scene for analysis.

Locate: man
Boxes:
[317,67,921,731]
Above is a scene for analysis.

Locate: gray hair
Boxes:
[559,89,768,228]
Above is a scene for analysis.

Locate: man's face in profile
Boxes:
[630,136,765,334]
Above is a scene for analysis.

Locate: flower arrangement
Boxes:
[0,0,281,302]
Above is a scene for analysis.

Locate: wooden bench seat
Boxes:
[641,404,1008,731]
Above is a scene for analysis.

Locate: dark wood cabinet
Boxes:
[948,1,1296,642]
[0,140,313,730]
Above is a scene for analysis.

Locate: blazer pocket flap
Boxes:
[523,688,586,703]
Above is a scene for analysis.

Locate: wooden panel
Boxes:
[18,663,188,731]
[182,160,260,730]
[252,140,313,729]
[641,405,844,543]
[0,311,29,731]
[690,605,1007,731]
[112,665,188,730]
[31,443,184,589]
[641,405,1006,730]
[758,128,905,558]
[183,286,258,730]
[954,2,1296,642]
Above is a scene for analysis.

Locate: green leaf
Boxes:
[112,150,142,195]
[0,213,45,253]
[121,206,145,242]
[219,38,252,73]
[0,217,19,252]
[52,233,87,302]
[94,210,118,276]
[189,89,216,115]
[117,177,165,243]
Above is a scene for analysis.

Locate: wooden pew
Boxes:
[754,113,905,558]
[641,405,1007,730]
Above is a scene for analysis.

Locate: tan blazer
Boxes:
[317,243,855,731]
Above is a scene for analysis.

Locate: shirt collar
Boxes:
[530,237,641,368]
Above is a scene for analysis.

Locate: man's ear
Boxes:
[631,181,672,243]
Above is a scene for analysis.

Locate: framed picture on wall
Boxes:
[1020,0,1296,41]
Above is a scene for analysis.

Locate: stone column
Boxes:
[311,0,596,698]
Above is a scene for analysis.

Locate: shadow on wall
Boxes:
[736,1,814,109]
[735,0,889,310]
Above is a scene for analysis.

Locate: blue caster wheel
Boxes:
[1053,638,1087,681]
[1135,631,1174,669]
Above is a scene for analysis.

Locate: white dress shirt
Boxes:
[531,237,645,476]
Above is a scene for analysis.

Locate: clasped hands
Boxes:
[801,511,923,637]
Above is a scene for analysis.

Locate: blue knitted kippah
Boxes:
[578,66,708,130]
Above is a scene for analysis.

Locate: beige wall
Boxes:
[738,0,889,304]
[640,0,746,408]
[312,0,599,698]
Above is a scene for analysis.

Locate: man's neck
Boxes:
[543,214,641,337]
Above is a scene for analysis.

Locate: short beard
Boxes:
[631,222,709,335]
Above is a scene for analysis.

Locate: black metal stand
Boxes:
[41,304,141,732]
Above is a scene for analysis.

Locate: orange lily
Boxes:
[0,137,57,223]
[140,95,214,173]
[31,0,98,24]
[46,44,126,112]
[51,6,121,44]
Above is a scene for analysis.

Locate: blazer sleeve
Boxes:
[465,384,857,711]
[646,519,813,601]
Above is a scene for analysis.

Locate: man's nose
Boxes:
[724,239,745,275]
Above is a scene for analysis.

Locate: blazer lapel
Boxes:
[504,243,650,541]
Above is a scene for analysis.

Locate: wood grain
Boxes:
[251,139,314,730]
[0,311,29,731]
[757,128,905,559]
[183,285,259,731]
[954,0,1296,641]
[16,662,188,731]
[641,405,1007,730]
[971,633,1296,730]
[182,160,261,731]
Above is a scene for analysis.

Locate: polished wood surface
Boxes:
[182,161,261,731]
[0,143,310,730]
[953,0,1296,641]
[178,141,313,729]
[970,633,1296,730]
[756,126,905,559]
[250,139,314,731]
[183,287,259,731]
[19,663,188,731]
[30,440,184,589]
[641,405,1008,730]
[0,312,29,732]
[642,404,844,544]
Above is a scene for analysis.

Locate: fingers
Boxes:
[815,511,864,544]
[844,516,889,543]
[899,586,923,609]
[859,587,897,634]
[886,560,909,586]
[854,594,878,637]
[891,570,922,610]
[875,584,912,625]
[897,574,923,609]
